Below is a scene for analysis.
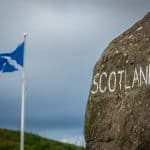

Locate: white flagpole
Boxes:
[20,33,27,150]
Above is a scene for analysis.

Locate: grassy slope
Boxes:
[0,129,85,150]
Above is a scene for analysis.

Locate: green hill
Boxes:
[0,129,85,150]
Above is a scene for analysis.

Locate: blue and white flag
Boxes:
[0,42,24,73]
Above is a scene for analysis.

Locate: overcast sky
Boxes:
[0,0,149,145]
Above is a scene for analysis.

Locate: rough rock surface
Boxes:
[84,12,150,150]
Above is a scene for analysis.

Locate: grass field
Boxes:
[0,129,85,150]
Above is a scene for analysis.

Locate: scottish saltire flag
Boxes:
[0,42,24,73]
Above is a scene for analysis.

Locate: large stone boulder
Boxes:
[84,12,150,150]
